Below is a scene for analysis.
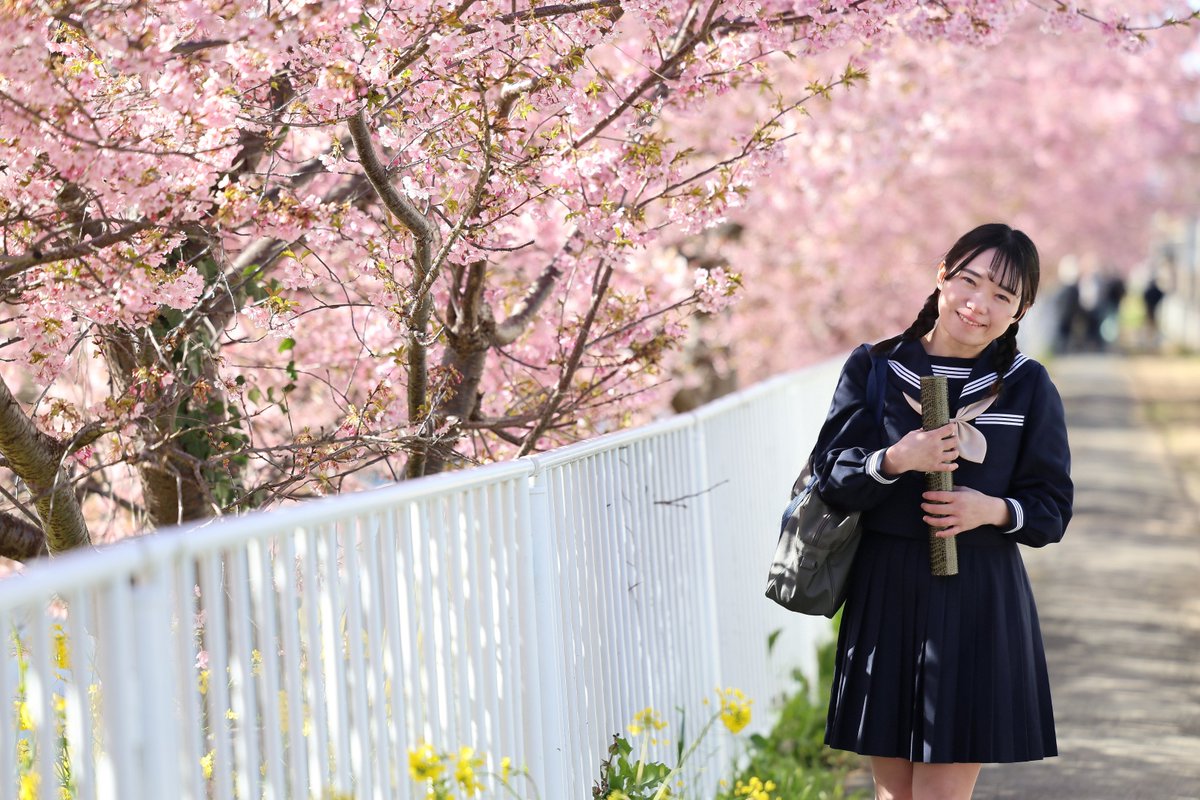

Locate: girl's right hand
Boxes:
[880,423,959,475]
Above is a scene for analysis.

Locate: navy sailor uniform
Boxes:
[813,337,1073,764]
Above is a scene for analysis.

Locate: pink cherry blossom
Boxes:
[0,0,1196,553]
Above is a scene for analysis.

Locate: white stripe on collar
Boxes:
[962,375,996,394]
[962,354,1029,395]
[890,353,1030,396]
[931,365,973,377]
[888,360,921,388]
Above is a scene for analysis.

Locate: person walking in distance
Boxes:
[808,223,1074,800]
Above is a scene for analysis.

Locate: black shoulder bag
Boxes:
[764,346,887,618]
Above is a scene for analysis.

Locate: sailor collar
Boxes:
[882,337,1032,408]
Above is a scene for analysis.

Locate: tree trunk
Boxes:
[101,328,218,528]
[0,376,89,556]
[138,457,213,527]
[421,333,490,476]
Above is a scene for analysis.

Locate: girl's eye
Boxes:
[995,295,1012,304]
[961,276,976,286]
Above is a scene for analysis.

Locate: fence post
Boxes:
[130,550,182,800]
[689,414,729,773]
[524,470,569,797]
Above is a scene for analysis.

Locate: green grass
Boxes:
[715,624,868,800]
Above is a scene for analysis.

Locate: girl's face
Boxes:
[926,251,1024,358]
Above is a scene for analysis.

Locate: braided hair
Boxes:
[873,223,1039,398]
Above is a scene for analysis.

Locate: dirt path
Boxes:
[972,354,1200,799]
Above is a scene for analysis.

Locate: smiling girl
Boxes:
[809,224,1074,800]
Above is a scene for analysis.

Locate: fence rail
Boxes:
[0,357,845,800]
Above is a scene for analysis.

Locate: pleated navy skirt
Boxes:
[825,529,1057,764]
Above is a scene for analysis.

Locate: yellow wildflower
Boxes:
[407,742,444,782]
[500,756,512,781]
[734,776,777,800]
[627,706,667,737]
[718,687,752,734]
[200,750,215,780]
[454,746,485,796]
[52,625,69,670]
[18,771,38,800]
[607,792,631,800]
[198,669,210,696]
[15,700,33,731]
[251,649,263,677]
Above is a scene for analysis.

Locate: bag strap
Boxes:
[863,343,886,438]
[797,344,888,495]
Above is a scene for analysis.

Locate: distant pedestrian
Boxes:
[1079,271,1106,350]
[1099,271,1126,346]
[1143,276,1166,337]
[1052,278,1082,354]
[809,223,1075,800]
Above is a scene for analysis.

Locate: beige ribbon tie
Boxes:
[903,392,997,463]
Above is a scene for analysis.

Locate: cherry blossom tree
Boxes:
[691,9,1200,389]
[0,0,1196,560]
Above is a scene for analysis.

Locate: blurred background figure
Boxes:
[1142,271,1167,350]
[1052,257,1083,355]
[1098,267,1127,349]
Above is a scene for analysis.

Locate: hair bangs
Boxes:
[940,223,1040,315]
[986,247,1026,301]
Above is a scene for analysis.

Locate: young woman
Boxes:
[810,223,1074,800]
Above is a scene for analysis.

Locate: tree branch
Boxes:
[493,263,565,346]
[492,229,582,346]
[0,221,153,279]
[170,38,233,55]
[516,258,614,457]
[0,511,48,562]
[348,110,440,245]
[568,1,869,152]
[348,109,440,477]
[466,0,621,31]
[420,87,495,310]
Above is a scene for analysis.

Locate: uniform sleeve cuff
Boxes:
[1003,497,1024,533]
[866,449,899,484]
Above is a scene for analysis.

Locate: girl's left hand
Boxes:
[921,487,1009,538]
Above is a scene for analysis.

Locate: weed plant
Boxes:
[715,623,867,800]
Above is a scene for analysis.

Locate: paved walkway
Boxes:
[971,353,1200,799]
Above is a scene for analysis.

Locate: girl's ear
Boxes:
[935,261,947,289]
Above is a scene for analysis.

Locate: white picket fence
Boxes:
[0,357,845,800]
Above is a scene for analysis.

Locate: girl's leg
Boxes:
[869,756,915,800]
[911,762,982,800]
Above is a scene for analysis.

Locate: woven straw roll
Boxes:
[921,375,959,577]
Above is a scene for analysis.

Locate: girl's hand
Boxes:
[921,487,1010,537]
[881,423,959,475]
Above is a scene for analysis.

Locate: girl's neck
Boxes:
[920,326,988,359]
